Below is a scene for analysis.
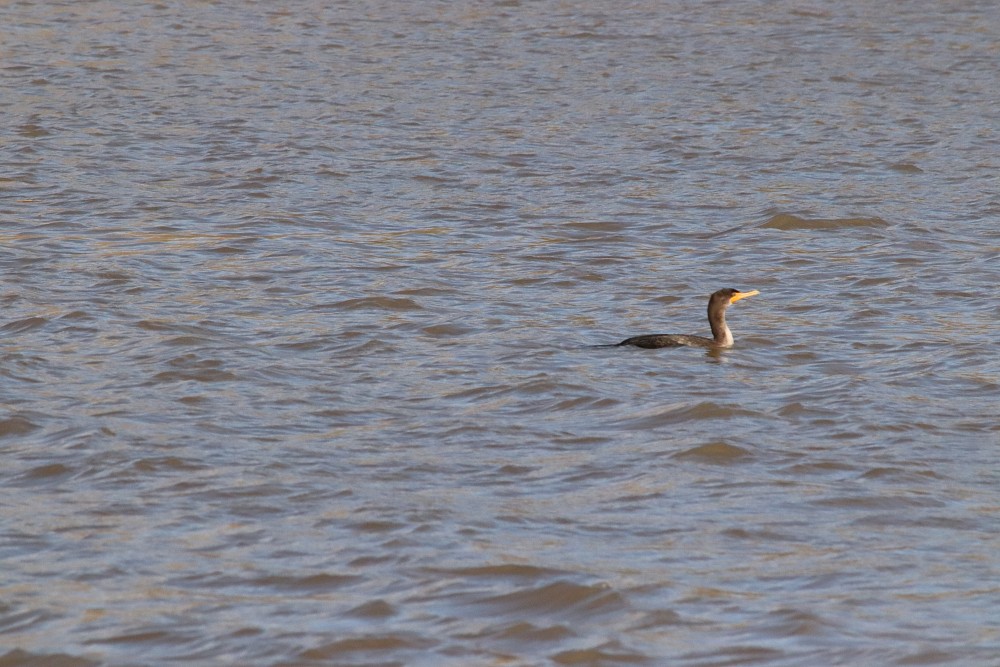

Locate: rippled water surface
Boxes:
[2,1,999,665]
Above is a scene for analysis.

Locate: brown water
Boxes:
[2,1,999,665]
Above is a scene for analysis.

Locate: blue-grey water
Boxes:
[2,1,999,665]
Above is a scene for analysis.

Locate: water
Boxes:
[2,1,999,665]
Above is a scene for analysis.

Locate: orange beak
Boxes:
[729,289,760,304]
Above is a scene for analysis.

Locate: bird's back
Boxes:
[617,334,715,349]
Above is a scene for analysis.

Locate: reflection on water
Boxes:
[2,1,999,665]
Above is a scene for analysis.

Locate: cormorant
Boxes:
[614,288,759,349]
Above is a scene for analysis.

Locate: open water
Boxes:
[2,1,999,665]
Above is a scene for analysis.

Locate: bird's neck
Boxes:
[709,310,733,347]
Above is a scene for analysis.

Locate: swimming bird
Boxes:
[614,288,759,349]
